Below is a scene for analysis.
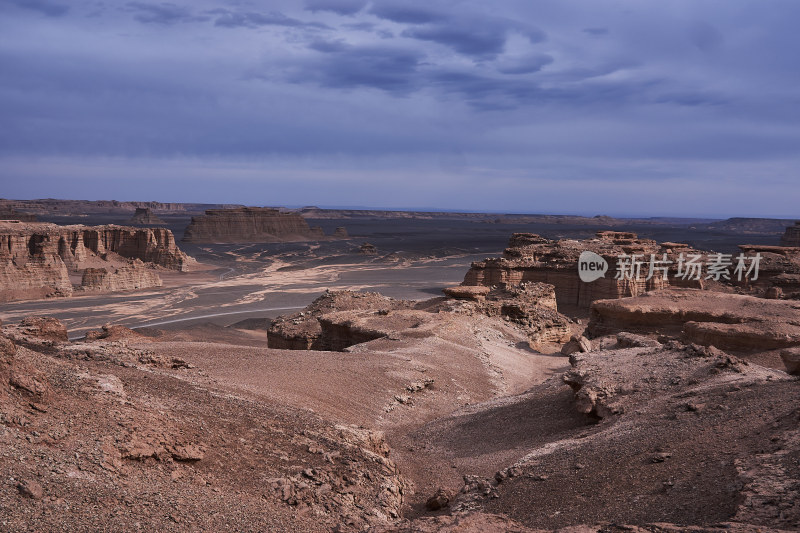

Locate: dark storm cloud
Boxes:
[308,38,349,53]
[125,2,205,25]
[496,54,553,75]
[342,21,376,31]
[368,3,446,24]
[3,0,800,217]
[402,24,508,57]
[1,0,69,17]
[212,9,330,29]
[291,43,424,95]
[305,0,367,16]
[401,17,545,58]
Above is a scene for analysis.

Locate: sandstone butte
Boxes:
[182,207,343,243]
[462,231,800,308]
[780,220,800,246]
[0,221,191,302]
[126,207,166,226]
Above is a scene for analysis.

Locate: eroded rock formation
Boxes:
[588,288,800,352]
[127,208,165,226]
[463,232,686,308]
[0,209,36,222]
[780,221,800,247]
[269,284,572,352]
[735,244,800,296]
[268,291,413,350]
[442,282,571,347]
[0,222,191,302]
[80,260,163,292]
[183,207,332,243]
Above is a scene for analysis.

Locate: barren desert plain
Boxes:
[4,1,800,531]
[0,201,798,532]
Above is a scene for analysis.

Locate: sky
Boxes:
[1,0,799,218]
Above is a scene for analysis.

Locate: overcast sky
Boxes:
[1,0,798,217]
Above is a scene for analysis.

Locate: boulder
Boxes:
[780,347,800,375]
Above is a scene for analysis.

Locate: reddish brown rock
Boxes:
[735,244,800,296]
[127,207,165,225]
[0,209,36,222]
[780,221,800,247]
[442,285,491,301]
[83,324,147,342]
[588,288,800,352]
[779,347,800,375]
[462,232,708,309]
[16,316,69,343]
[360,242,378,255]
[425,488,452,511]
[16,479,44,500]
[0,221,191,302]
[183,207,329,243]
[560,334,592,355]
[80,260,162,292]
[268,291,413,350]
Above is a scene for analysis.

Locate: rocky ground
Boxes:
[1,279,798,531]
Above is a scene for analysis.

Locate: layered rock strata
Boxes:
[268,291,412,350]
[0,222,191,302]
[588,288,800,352]
[79,260,163,292]
[463,232,688,308]
[780,221,800,247]
[443,282,570,346]
[268,285,572,352]
[127,208,165,226]
[183,207,332,243]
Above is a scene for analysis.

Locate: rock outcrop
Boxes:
[588,288,800,352]
[268,291,412,350]
[0,198,241,216]
[183,207,332,243]
[463,232,687,308]
[735,244,800,297]
[0,209,36,222]
[442,282,571,347]
[0,222,192,302]
[269,285,571,352]
[80,260,163,292]
[780,221,800,247]
[127,208,165,226]
[360,243,378,255]
[0,241,73,301]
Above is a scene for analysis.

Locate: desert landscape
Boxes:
[3,1,800,531]
[0,200,798,532]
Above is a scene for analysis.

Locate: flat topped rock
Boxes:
[182,207,333,243]
[589,288,800,352]
[442,285,491,301]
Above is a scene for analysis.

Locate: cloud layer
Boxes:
[1,0,799,216]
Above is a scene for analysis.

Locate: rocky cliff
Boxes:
[79,260,163,292]
[0,246,73,302]
[463,232,681,308]
[0,198,241,216]
[780,221,800,246]
[127,208,165,226]
[183,207,334,243]
[0,208,36,222]
[0,223,191,271]
[587,288,800,353]
[0,222,192,302]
